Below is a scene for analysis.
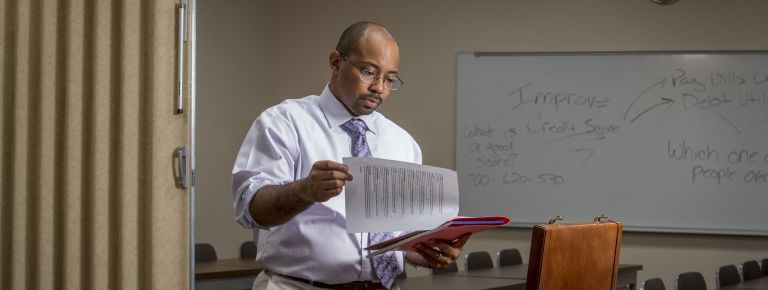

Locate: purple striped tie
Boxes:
[341,118,398,289]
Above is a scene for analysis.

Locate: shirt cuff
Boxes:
[234,179,276,230]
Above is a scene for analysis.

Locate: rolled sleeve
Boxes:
[232,175,275,229]
[231,112,298,230]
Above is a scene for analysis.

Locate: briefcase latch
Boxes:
[548,215,563,225]
[594,213,608,223]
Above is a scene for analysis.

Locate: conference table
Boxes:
[194,259,643,290]
[435,264,643,290]
[398,274,525,290]
[717,275,768,289]
[196,258,262,290]
[194,260,523,290]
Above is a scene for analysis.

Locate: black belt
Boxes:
[267,270,385,290]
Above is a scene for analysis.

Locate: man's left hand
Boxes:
[407,233,471,269]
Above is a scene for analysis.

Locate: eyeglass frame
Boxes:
[339,52,404,91]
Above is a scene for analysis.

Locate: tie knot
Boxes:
[341,118,368,137]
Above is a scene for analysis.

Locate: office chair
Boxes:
[396,269,407,280]
[676,271,707,290]
[240,240,257,260]
[643,277,666,290]
[431,261,458,274]
[717,264,741,287]
[195,243,218,263]
[497,248,523,267]
[763,258,768,276]
[465,251,494,271]
[742,260,762,280]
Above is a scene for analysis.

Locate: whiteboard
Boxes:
[456,52,768,235]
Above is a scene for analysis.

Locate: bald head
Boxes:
[328,21,401,116]
[335,22,396,57]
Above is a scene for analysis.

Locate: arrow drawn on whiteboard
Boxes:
[623,79,666,122]
[741,116,768,132]
[718,113,742,134]
[718,113,768,135]
[572,148,594,167]
[628,97,675,123]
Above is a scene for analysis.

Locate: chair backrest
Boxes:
[431,261,458,274]
[676,271,707,290]
[615,284,630,290]
[742,260,762,280]
[717,264,741,286]
[497,248,523,267]
[643,277,666,290]
[396,269,407,280]
[240,240,257,260]
[465,251,494,271]
[763,258,768,276]
[195,243,218,263]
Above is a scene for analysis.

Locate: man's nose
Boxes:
[368,77,385,94]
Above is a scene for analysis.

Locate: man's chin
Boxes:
[353,106,376,116]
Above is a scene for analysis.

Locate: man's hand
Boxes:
[302,160,353,202]
[406,233,471,269]
[249,160,352,227]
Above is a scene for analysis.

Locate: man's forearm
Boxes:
[249,179,313,227]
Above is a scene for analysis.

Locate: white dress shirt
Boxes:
[232,85,422,284]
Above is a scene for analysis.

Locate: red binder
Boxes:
[365,216,510,258]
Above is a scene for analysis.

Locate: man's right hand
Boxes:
[250,160,353,227]
[302,160,353,202]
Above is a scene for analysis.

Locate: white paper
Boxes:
[343,157,459,233]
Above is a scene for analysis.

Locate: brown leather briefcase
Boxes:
[525,216,623,290]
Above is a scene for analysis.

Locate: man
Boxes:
[232,22,469,290]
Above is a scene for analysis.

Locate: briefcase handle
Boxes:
[546,214,613,225]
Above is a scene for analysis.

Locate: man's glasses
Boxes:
[340,53,404,91]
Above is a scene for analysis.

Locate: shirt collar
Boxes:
[318,84,378,134]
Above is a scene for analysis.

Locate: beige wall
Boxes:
[196,0,275,259]
[197,0,768,288]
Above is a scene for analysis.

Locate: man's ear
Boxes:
[329,50,342,74]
